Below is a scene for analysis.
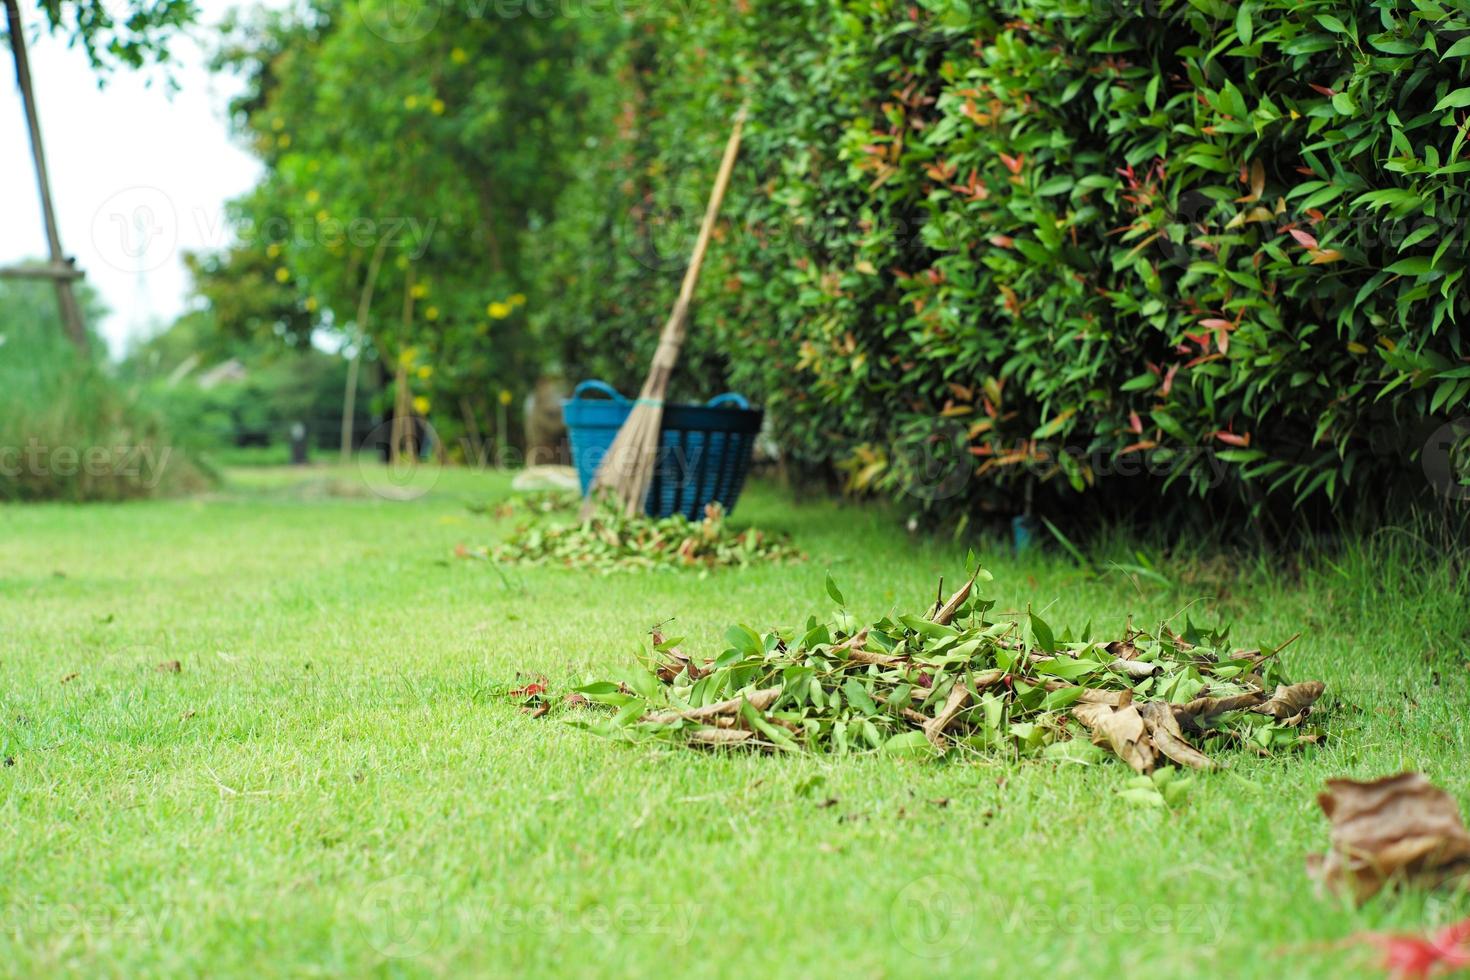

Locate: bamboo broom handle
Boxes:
[647,101,750,375]
[677,101,748,309]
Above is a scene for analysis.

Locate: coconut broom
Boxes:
[583,102,750,518]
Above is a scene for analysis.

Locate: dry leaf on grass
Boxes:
[156,660,182,674]
[1173,691,1268,732]
[1140,701,1216,771]
[643,688,782,726]
[1254,681,1325,721]
[1307,772,1470,903]
[1074,702,1157,774]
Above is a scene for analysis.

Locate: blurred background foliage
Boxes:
[5,0,1468,529]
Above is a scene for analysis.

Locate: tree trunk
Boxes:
[339,239,390,463]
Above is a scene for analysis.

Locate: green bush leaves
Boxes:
[536,0,1470,516]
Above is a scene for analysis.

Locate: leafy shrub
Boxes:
[534,0,1470,520]
[0,283,207,502]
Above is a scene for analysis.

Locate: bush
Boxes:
[533,0,1470,521]
[0,283,207,502]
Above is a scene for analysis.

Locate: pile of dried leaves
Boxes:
[465,501,804,572]
[570,561,1328,769]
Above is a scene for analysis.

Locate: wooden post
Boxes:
[4,0,88,352]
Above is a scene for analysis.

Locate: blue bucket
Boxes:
[562,380,763,519]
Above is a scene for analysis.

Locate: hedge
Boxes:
[532,0,1470,519]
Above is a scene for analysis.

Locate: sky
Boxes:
[1,1,281,358]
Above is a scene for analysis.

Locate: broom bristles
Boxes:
[585,398,665,518]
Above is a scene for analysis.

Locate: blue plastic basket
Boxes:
[562,380,763,519]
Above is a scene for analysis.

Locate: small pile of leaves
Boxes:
[468,501,804,572]
[467,490,582,520]
[570,562,1328,770]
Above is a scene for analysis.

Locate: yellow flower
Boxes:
[411,282,429,300]
[430,98,445,116]
[424,305,439,321]
[276,133,291,149]
[274,267,290,283]
[305,296,319,312]
[450,47,468,65]
[404,95,419,110]
[498,389,513,406]
[315,209,329,224]
[398,346,418,368]
[305,189,320,205]
[412,396,431,415]
[487,301,512,319]
[417,365,433,380]
[266,243,282,259]
[509,292,527,307]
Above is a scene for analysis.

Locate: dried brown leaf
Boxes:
[651,629,704,683]
[1253,681,1325,721]
[687,727,756,746]
[1173,690,1268,731]
[1072,702,1157,773]
[1140,701,1216,771]
[932,566,983,626]
[643,687,782,725]
[923,683,972,747]
[1308,772,1470,903]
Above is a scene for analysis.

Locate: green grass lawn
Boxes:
[2,465,1467,977]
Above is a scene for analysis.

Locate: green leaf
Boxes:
[1435,88,1470,111]
[1386,256,1436,276]
[1443,36,1470,59]
[724,624,764,658]
[1234,2,1253,45]
[1029,610,1056,654]
[842,677,878,716]
[882,730,939,758]
[825,572,845,606]
[1034,657,1099,681]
